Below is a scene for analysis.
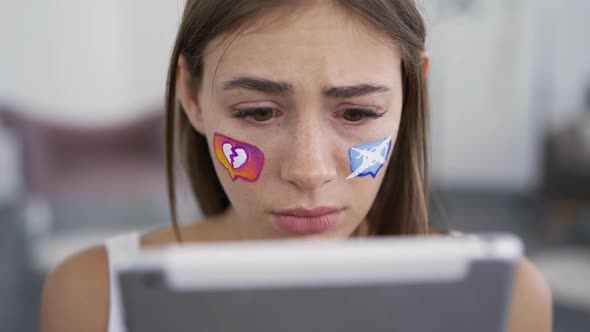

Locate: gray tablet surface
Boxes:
[116,234,521,332]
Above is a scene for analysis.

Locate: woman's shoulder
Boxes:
[507,256,552,332]
[38,224,178,332]
[38,224,184,332]
[40,244,110,332]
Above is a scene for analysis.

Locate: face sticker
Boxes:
[346,136,392,180]
[214,133,265,182]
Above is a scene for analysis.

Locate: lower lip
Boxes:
[271,211,342,235]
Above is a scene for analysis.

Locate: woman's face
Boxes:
[181,2,403,240]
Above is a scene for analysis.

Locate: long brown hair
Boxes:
[165,0,430,242]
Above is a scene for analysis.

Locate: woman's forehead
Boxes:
[201,2,402,91]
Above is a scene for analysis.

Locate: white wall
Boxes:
[0,1,182,126]
[426,0,590,191]
[546,0,590,128]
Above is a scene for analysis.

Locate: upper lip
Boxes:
[273,207,342,217]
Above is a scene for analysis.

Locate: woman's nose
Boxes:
[280,125,338,192]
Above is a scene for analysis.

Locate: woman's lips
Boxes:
[271,207,342,235]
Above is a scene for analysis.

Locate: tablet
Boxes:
[115,234,522,332]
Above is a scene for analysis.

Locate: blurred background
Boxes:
[0,0,589,331]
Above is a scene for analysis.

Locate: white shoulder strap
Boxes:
[105,232,141,332]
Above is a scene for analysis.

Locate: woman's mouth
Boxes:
[271,207,343,235]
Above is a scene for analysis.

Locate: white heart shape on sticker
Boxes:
[222,143,233,163]
[232,148,247,168]
[222,143,248,169]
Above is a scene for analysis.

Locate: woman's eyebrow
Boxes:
[222,76,293,96]
[323,83,390,98]
[221,76,390,98]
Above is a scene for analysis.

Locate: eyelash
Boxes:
[342,108,385,120]
[230,108,385,123]
[230,108,278,120]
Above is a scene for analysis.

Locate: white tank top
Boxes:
[105,232,141,332]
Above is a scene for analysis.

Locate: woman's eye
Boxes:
[232,108,277,122]
[341,108,385,123]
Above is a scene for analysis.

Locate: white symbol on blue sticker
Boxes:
[346,136,392,180]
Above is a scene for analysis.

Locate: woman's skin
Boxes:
[40,2,552,332]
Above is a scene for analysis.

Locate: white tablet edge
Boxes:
[116,234,522,290]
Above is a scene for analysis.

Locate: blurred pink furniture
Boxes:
[0,106,165,200]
